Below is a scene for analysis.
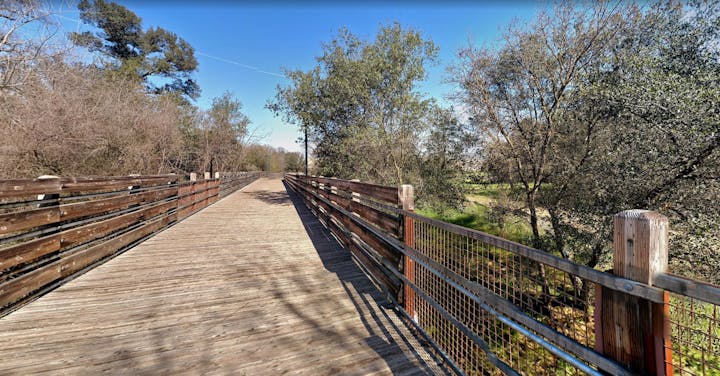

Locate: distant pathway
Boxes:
[0,178,448,375]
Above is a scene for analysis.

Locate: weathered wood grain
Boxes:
[0,178,61,199]
[317,185,401,236]
[60,193,138,222]
[596,210,671,375]
[60,176,177,193]
[317,199,402,298]
[308,176,399,205]
[0,199,178,273]
[0,212,175,308]
[0,234,61,272]
[654,272,720,305]
[0,178,447,375]
[59,210,144,249]
[0,207,60,236]
[0,175,177,200]
[290,178,407,305]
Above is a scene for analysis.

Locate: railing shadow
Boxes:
[244,189,292,206]
[281,180,448,375]
[0,177,448,375]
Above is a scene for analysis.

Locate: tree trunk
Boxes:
[526,191,553,311]
[527,191,542,250]
[548,207,570,259]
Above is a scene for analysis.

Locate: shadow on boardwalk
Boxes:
[247,189,293,206]
[282,180,447,375]
[0,178,449,375]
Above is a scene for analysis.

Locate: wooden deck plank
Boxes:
[0,178,448,375]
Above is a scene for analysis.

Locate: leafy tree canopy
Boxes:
[269,23,439,185]
[71,0,199,100]
[457,0,720,283]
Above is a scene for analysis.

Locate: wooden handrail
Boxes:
[285,173,720,376]
[0,172,260,316]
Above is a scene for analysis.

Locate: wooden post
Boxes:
[36,175,60,209]
[400,184,416,321]
[202,179,210,209]
[350,179,360,204]
[127,173,140,196]
[189,173,197,182]
[596,210,672,375]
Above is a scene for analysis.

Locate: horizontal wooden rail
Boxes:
[0,175,177,199]
[0,171,261,316]
[654,273,720,305]
[403,210,666,303]
[285,173,720,376]
[286,174,626,375]
[219,172,266,199]
[307,176,399,204]
[285,174,403,299]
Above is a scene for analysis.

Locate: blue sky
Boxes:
[52,2,539,152]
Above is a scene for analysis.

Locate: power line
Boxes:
[196,51,286,79]
[48,10,286,80]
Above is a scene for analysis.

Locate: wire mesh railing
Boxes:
[284,174,720,376]
[668,294,720,375]
[412,215,599,375]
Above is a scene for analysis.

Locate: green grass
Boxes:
[419,181,541,245]
[464,182,549,198]
[463,183,510,199]
[418,203,534,245]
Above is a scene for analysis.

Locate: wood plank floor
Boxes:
[0,178,449,375]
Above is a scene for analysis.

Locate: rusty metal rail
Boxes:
[654,274,720,375]
[285,173,720,376]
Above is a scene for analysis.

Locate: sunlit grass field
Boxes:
[418,183,538,245]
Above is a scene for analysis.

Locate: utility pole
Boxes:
[304,126,308,176]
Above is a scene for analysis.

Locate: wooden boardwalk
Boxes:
[0,178,448,375]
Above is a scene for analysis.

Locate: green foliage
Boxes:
[418,203,534,245]
[417,106,474,210]
[71,0,199,100]
[455,2,628,250]
[465,183,506,200]
[670,296,720,375]
[554,0,720,281]
[283,152,305,172]
[240,144,291,172]
[457,0,720,283]
[71,0,142,59]
[269,23,434,181]
[268,22,469,211]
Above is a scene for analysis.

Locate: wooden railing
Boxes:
[0,172,261,315]
[285,174,404,299]
[218,171,267,199]
[285,173,720,376]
